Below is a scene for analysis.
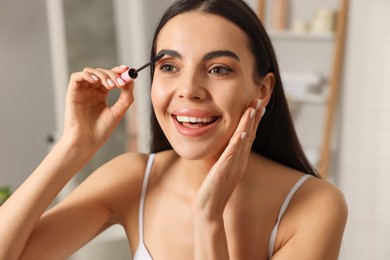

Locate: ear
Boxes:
[257,72,275,106]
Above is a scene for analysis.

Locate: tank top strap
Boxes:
[268,174,312,258]
[138,153,155,242]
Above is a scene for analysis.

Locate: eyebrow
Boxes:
[156,49,240,62]
[203,50,240,62]
[157,49,182,59]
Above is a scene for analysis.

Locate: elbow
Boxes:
[0,250,17,260]
[0,244,29,260]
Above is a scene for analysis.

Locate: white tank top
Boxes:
[133,154,311,260]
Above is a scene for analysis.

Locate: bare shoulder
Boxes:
[95,152,149,179]
[70,152,151,222]
[84,152,149,189]
[293,176,348,229]
[302,176,348,213]
[80,151,180,220]
[250,154,347,221]
[273,174,348,259]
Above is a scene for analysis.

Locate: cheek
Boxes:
[215,85,254,117]
[151,83,168,114]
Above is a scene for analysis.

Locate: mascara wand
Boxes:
[121,53,165,81]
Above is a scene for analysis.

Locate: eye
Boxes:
[159,64,178,74]
[208,66,232,76]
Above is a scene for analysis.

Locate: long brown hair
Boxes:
[149,0,318,177]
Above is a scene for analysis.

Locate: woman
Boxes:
[0,0,347,259]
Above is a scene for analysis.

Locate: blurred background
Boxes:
[0,0,389,259]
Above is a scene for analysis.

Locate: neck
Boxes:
[175,154,220,192]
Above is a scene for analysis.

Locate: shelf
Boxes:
[258,0,348,177]
[270,30,335,41]
[282,72,328,104]
[286,91,328,104]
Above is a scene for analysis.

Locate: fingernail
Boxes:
[241,132,247,140]
[120,65,128,69]
[261,108,266,117]
[91,74,99,81]
[117,78,125,86]
[107,79,115,88]
[250,108,256,119]
[256,99,262,110]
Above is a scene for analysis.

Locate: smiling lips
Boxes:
[171,112,220,136]
[176,116,217,125]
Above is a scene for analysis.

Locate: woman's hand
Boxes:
[193,99,265,259]
[62,65,134,153]
[194,99,264,217]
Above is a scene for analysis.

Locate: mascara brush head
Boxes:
[128,68,138,79]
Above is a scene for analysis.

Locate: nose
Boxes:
[176,71,208,101]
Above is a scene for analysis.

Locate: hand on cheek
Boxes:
[194,98,265,217]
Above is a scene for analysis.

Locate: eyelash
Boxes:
[158,63,233,76]
[208,66,232,76]
[159,64,178,74]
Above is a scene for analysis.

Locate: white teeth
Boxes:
[176,115,215,123]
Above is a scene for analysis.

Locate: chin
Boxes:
[171,141,225,162]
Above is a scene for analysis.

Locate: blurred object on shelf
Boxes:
[291,7,337,34]
[292,19,310,33]
[283,71,324,97]
[282,71,327,119]
[271,0,289,31]
[257,0,266,22]
[311,7,337,33]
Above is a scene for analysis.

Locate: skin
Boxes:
[0,11,347,260]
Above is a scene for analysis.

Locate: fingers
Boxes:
[218,106,257,168]
[68,66,135,119]
[69,70,99,85]
[112,65,129,73]
[85,66,135,118]
[212,107,257,188]
[244,99,266,146]
[111,82,135,119]
[233,99,262,141]
[82,65,132,90]
[250,99,265,134]
[228,99,265,160]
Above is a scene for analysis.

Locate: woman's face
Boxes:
[151,11,261,161]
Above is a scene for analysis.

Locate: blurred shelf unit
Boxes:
[257,0,349,177]
[287,91,328,104]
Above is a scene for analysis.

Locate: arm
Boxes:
[272,181,348,260]
[0,66,134,260]
[0,140,91,260]
[20,152,146,260]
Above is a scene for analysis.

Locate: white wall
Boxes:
[339,1,390,259]
[0,0,56,190]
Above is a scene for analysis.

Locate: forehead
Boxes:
[156,11,251,57]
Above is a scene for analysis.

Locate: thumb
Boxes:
[111,82,134,120]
